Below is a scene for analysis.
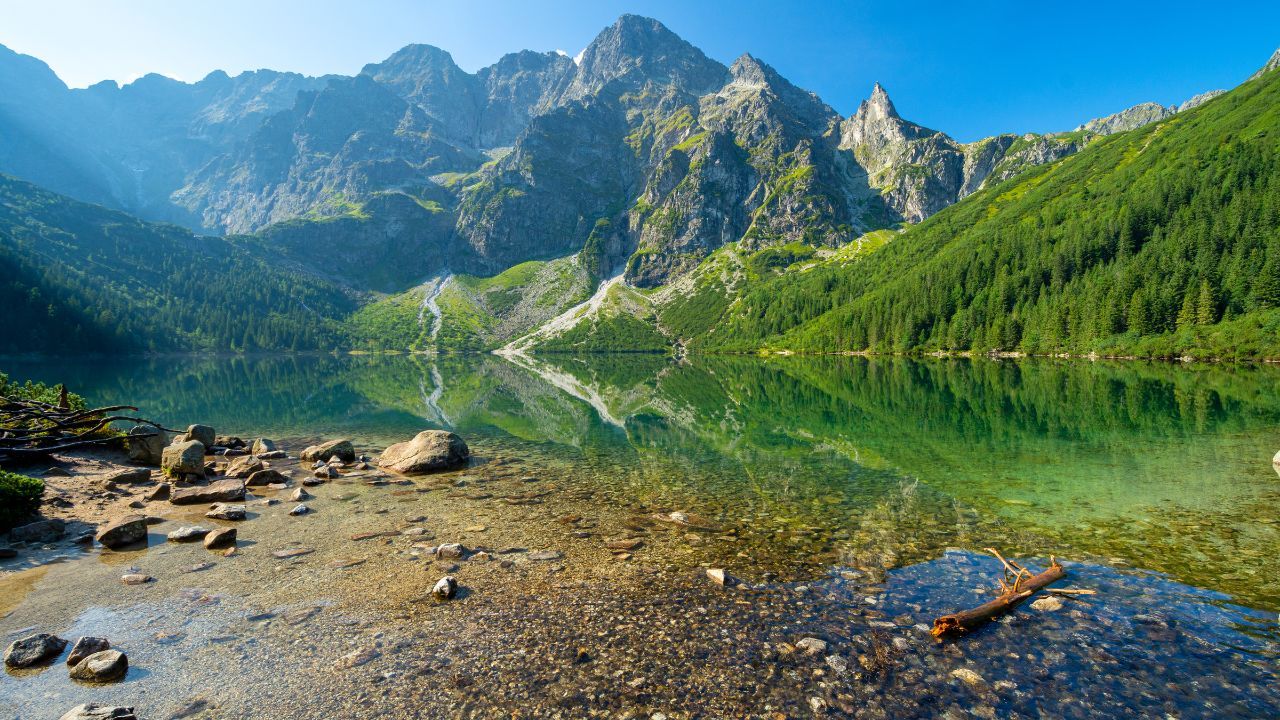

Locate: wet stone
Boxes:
[68,649,128,682]
[66,637,110,666]
[4,633,67,668]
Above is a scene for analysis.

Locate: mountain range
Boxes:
[2,17,1278,359]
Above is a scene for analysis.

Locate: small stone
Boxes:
[795,637,828,656]
[951,667,986,687]
[203,527,236,549]
[312,465,338,479]
[258,450,287,459]
[335,646,379,668]
[166,525,211,542]
[706,567,732,586]
[435,543,466,559]
[528,550,561,561]
[290,487,311,502]
[4,633,67,668]
[272,547,314,559]
[205,503,246,521]
[143,483,170,502]
[605,538,643,551]
[121,574,153,585]
[824,654,848,674]
[1030,596,1064,612]
[432,575,458,600]
[68,649,128,682]
[250,438,277,455]
[66,637,110,666]
[289,504,310,516]
[58,704,137,720]
[94,516,147,549]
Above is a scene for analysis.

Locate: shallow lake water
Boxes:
[3,353,1280,718]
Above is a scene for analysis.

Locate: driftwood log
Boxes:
[0,387,177,461]
[932,549,1066,638]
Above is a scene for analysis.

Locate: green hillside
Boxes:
[0,175,356,353]
[705,67,1280,360]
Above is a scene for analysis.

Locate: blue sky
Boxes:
[1,0,1277,142]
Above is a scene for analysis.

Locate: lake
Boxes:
[4,353,1280,717]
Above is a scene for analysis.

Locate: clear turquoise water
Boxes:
[7,352,1280,610]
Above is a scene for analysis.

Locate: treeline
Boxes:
[0,175,356,353]
[708,69,1280,358]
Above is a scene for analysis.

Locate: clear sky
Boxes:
[1,0,1277,142]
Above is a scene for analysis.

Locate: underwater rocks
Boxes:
[378,430,470,474]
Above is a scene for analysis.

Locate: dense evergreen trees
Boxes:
[707,68,1280,359]
[0,176,356,353]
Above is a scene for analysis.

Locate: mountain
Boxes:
[0,174,355,353]
[0,17,1268,357]
[694,57,1280,360]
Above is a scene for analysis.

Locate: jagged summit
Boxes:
[861,82,899,121]
[560,14,726,102]
[1251,48,1280,80]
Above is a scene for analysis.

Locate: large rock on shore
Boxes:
[162,440,206,478]
[378,431,469,474]
[126,425,167,465]
[175,424,216,448]
[59,705,137,720]
[94,516,148,549]
[250,438,277,455]
[245,469,287,486]
[68,649,128,682]
[225,455,265,478]
[300,439,355,463]
[169,479,245,505]
[4,632,66,667]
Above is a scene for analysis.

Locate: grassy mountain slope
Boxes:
[702,66,1280,359]
[0,175,356,353]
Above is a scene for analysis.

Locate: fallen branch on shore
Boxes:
[931,549,1066,638]
[0,390,178,461]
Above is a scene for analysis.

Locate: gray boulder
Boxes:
[300,439,355,463]
[101,468,150,485]
[225,455,265,478]
[68,649,128,682]
[4,632,66,667]
[176,424,216,448]
[169,479,245,505]
[126,425,166,465]
[378,430,470,474]
[161,440,205,478]
[205,503,246,520]
[250,438,277,455]
[166,526,210,542]
[94,516,148,549]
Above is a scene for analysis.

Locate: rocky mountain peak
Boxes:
[859,82,899,122]
[1251,48,1280,80]
[561,14,727,102]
